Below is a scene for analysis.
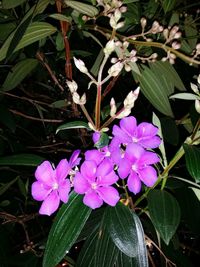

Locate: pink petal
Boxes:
[39,191,60,216]
[110,146,123,165]
[31,181,52,201]
[35,161,55,186]
[139,151,160,165]
[81,160,97,181]
[125,143,144,162]
[118,158,131,179]
[127,172,141,194]
[85,150,104,165]
[139,166,158,187]
[112,125,131,144]
[69,150,81,168]
[74,172,90,194]
[92,132,101,143]
[120,116,137,136]
[98,171,118,186]
[56,159,70,183]
[83,190,103,209]
[139,136,161,149]
[96,158,113,177]
[137,122,158,137]
[58,179,71,203]
[97,186,120,206]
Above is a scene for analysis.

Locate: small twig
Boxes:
[101,75,119,101]
[9,109,63,123]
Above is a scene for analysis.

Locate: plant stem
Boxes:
[80,104,95,129]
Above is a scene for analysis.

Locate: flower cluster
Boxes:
[31,116,161,215]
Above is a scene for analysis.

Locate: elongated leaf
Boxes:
[43,192,91,267]
[2,59,38,91]
[64,0,99,17]
[0,177,18,196]
[2,0,26,9]
[149,61,185,91]
[170,93,199,101]
[0,154,44,166]
[0,22,57,61]
[56,121,90,134]
[183,144,200,182]
[107,203,147,258]
[49,13,71,23]
[139,66,174,117]
[161,0,176,13]
[90,49,104,76]
[94,211,119,267]
[147,190,181,245]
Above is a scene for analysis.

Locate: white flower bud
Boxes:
[72,92,80,104]
[115,21,125,29]
[66,80,78,93]
[190,83,199,94]
[195,99,200,114]
[114,9,121,22]
[110,97,117,117]
[73,57,88,74]
[140,17,147,28]
[104,40,115,56]
[197,74,200,85]
[172,41,181,50]
[116,108,131,119]
[108,61,123,77]
[124,87,140,108]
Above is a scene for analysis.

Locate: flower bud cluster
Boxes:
[163,25,182,45]
[110,87,140,119]
[66,80,86,105]
[192,43,200,61]
[162,51,176,64]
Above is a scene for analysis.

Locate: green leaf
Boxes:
[90,49,104,76]
[161,0,176,13]
[64,0,99,17]
[184,16,198,50]
[147,190,181,245]
[56,121,90,134]
[0,22,57,62]
[183,144,200,182]
[0,154,44,166]
[2,0,26,9]
[94,132,109,149]
[0,176,18,196]
[139,66,174,117]
[2,59,38,91]
[170,93,199,101]
[49,13,72,23]
[160,117,179,146]
[43,192,91,267]
[107,202,148,258]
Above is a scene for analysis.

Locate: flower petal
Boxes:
[31,181,51,201]
[118,158,131,179]
[92,132,101,143]
[83,190,103,209]
[120,116,137,136]
[97,186,120,206]
[85,150,104,165]
[39,191,60,216]
[127,172,141,194]
[98,171,118,186]
[112,125,131,144]
[56,159,70,183]
[81,160,97,181]
[110,146,123,165]
[125,143,144,162]
[139,136,161,149]
[58,179,71,203]
[74,172,90,194]
[96,158,113,177]
[137,122,158,138]
[69,150,81,168]
[139,151,160,165]
[139,166,158,187]
[35,161,55,186]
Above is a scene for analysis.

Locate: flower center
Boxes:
[91,182,98,190]
[132,164,138,172]
[52,182,59,190]
[132,136,138,143]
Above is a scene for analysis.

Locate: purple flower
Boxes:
[31,150,81,216]
[117,143,160,194]
[112,116,161,149]
[74,157,120,209]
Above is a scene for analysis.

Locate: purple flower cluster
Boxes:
[31,116,161,215]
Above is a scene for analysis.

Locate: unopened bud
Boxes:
[110,97,117,117]
[195,99,200,113]
[114,8,121,22]
[104,40,115,56]
[73,57,88,74]
[72,92,86,105]
[116,108,131,119]
[108,61,123,77]
[190,83,199,94]
[66,80,78,93]
[172,41,181,50]
[140,17,147,28]
[124,87,140,108]
[197,74,200,85]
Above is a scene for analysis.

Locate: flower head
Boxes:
[74,157,119,209]
[31,150,81,216]
[117,143,160,194]
[112,116,161,149]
